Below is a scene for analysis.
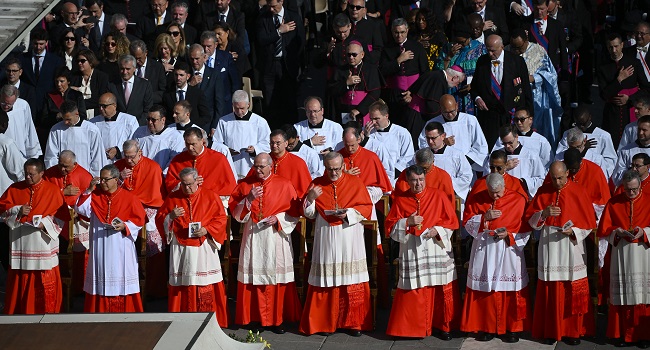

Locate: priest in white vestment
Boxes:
[294,96,344,155]
[283,123,323,178]
[418,95,488,172]
[0,112,25,193]
[44,100,105,176]
[493,109,553,169]
[89,93,139,163]
[365,100,414,185]
[212,90,271,179]
[612,116,650,185]
[1,85,41,158]
[132,105,186,174]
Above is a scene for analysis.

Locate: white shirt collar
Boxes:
[195,65,206,75]
[124,76,135,84]
[177,83,188,91]
[98,12,105,22]
[220,7,230,18]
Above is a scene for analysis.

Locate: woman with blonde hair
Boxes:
[154,33,180,75]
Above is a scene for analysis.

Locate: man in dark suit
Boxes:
[19,28,64,119]
[130,40,167,104]
[1,57,37,115]
[196,0,247,49]
[199,31,241,117]
[256,0,305,128]
[50,1,87,52]
[187,44,225,134]
[628,21,650,87]
[135,0,172,48]
[87,0,112,53]
[348,0,385,64]
[525,0,568,73]
[454,0,510,44]
[109,55,154,125]
[163,62,212,130]
[170,1,197,44]
[471,34,533,145]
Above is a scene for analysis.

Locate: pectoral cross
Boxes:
[415,197,422,230]
[629,198,634,232]
[333,184,339,211]
[257,182,264,220]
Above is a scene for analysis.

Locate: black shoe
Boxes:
[614,338,630,347]
[476,332,495,341]
[437,331,452,341]
[270,325,285,334]
[316,331,333,336]
[348,330,362,337]
[248,323,264,334]
[638,340,650,349]
[502,332,519,343]
[563,337,581,345]
[544,338,556,345]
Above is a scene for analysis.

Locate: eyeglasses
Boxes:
[326,166,343,172]
[77,58,87,64]
[489,165,504,172]
[635,31,650,36]
[99,177,116,183]
[514,116,531,122]
[348,4,365,10]
[99,103,115,108]
[348,52,360,57]
[147,117,162,122]
[624,187,641,193]
[106,42,117,47]
[253,164,270,169]
[5,69,20,73]
[631,163,648,169]
[65,36,76,41]
[425,134,442,141]
[441,109,457,115]
[168,31,181,37]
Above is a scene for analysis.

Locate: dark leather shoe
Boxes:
[316,332,333,336]
[348,330,362,337]
[613,338,629,347]
[638,340,650,349]
[437,331,452,341]
[544,338,556,345]
[270,326,285,334]
[564,337,581,345]
[502,332,519,343]
[476,332,495,341]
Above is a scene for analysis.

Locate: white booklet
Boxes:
[31,215,42,227]
[189,222,202,237]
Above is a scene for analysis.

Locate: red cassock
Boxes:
[525,181,597,340]
[393,165,455,204]
[165,149,236,196]
[614,175,650,195]
[298,173,374,334]
[597,191,650,343]
[0,180,68,314]
[384,187,460,337]
[230,174,303,326]
[83,187,146,313]
[460,189,533,335]
[339,146,393,193]
[470,173,529,201]
[43,164,93,295]
[243,152,313,197]
[156,187,229,327]
[543,159,611,206]
[115,156,167,298]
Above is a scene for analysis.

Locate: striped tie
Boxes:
[274,15,283,57]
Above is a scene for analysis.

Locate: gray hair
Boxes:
[622,169,642,186]
[179,167,198,180]
[171,1,188,12]
[200,30,217,42]
[110,13,127,27]
[122,139,140,152]
[392,18,408,28]
[102,164,120,179]
[566,127,584,144]
[415,148,434,166]
[129,40,148,54]
[486,173,505,191]
[232,90,250,104]
[118,54,136,67]
[1,85,19,98]
[324,151,343,163]
[59,150,76,162]
[189,43,205,55]
[445,67,466,82]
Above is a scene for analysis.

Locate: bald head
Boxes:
[256,153,272,165]
[440,94,458,120]
[549,161,569,189]
[99,92,116,104]
[486,35,504,61]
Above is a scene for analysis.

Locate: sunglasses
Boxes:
[147,117,162,122]
[77,58,87,63]
[168,31,181,37]
[106,42,117,47]
[348,52,360,57]
[65,36,76,41]
[99,103,115,108]
[348,4,365,10]
[489,165,504,171]
[514,117,530,122]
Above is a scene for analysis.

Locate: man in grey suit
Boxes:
[109,55,153,125]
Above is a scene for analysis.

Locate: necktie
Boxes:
[492,60,501,83]
[478,10,485,18]
[537,21,544,35]
[274,15,283,57]
[157,16,163,26]
[178,90,185,101]
[639,46,648,53]
[137,65,144,78]
[34,55,41,81]
[220,14,226,23]
[123,81,131,104]
[207,56,213,68]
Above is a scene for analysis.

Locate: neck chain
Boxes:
[104,188,121,222]
[272,153,287,174]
